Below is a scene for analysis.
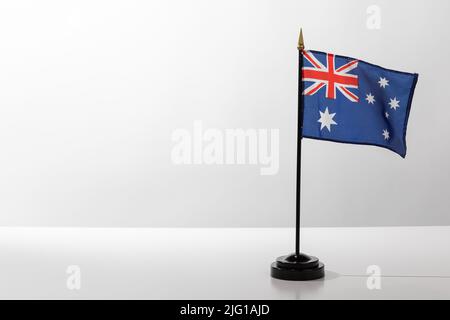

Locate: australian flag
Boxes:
[301,50,418,157]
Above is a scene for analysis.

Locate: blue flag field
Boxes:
[302,50,418,157]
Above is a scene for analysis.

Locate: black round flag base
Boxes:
[271,253,325,281]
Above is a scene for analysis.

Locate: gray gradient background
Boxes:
[0,0,448,227]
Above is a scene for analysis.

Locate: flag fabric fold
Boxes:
[301,50,418,157]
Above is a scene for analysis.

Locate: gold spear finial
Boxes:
[297,28,304,50]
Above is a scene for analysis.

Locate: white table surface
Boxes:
[0,227,449,299]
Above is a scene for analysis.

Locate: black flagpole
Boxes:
[271,28,325,281]
[295,29,304,257]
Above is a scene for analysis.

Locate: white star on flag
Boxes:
[318,107,337,132]
[382,129,390,140]
[365,93,375,104]
[389,97,400,110]
[378,77,389,88]
[385,112,389,119]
